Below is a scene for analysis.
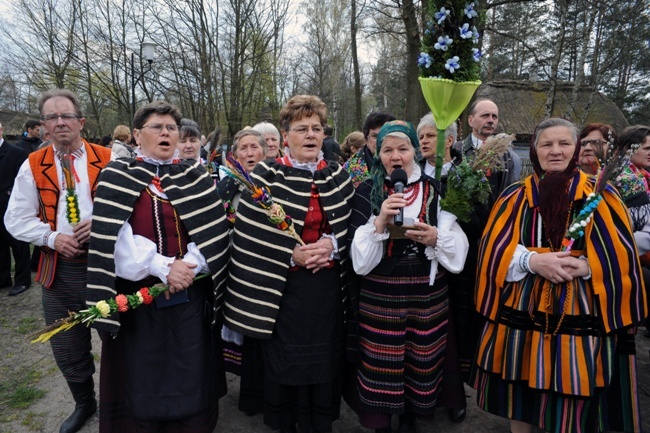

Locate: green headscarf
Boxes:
[369,120,422,214]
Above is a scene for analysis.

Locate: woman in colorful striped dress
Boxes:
[349,120,469,433]
[473,117,647,433]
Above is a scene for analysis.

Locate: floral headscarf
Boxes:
[369,120,421,214]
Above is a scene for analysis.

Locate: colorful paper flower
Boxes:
[434,35,453,51]
[445,56,461,73]
[434,7,451,24]
[140,287,154,305]
[95,301,110,318]
[115,294,129,313]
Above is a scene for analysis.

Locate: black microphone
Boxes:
[390,168,408,226]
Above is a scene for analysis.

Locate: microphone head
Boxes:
[390,167,408,185]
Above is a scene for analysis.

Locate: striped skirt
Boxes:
[357,256,449,416]
[473,273,642,432]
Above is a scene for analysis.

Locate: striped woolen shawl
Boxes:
[222,159,355,338]
[86,158,230,334]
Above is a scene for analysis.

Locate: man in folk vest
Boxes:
[4,89,112,433]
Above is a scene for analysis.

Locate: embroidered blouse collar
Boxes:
[135,148,180,166]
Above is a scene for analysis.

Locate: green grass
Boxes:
[15,317,40,335]
[21,411,46,430]
[0,368,46,414]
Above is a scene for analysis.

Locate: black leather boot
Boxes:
[398,413,416,433]
[59,378,97,433]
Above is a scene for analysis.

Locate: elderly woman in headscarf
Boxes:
[472,117,647,433]
[348,120,469,433]
[222,95,354,433]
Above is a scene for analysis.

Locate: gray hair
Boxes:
[38,89,83,117]
[533,118,578,147]
[252,121,281,143]
[232,129,267,154]
[416,113,458,140]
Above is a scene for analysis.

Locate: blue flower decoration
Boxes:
[445,56,460,73]
[434,7,451,25]
[464,2,478,19]
[472,27,480,43]
[472,48,481,62]
[459,23,473,39]
[434,35,453,51]
[418,52,433,68]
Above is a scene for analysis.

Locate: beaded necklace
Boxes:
[388,182,421,206]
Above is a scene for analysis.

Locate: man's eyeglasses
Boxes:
[291,126,323,135]
[580,139,607,147]
[140,124,179,134]
[41,113,81,123]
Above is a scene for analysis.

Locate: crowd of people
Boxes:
[0,88,649,433]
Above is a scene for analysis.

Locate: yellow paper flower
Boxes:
[68,196,75,202]
[95,301,110,318]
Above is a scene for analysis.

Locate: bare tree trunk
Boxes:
[351,0,362,130]
[566,1,595,121]
[545,0,568,118]
[401,0,423,123]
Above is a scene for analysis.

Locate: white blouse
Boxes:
[113,175,209,283]
[350,166,469,285]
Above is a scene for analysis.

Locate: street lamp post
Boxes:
[130,41,156,122]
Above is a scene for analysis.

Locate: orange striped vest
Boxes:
[28,140,112,231]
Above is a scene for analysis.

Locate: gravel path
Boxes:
[1,281,648,433]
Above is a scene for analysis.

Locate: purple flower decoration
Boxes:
[472,48,481,62]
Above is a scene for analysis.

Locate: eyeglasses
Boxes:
[41,113,81,123]
[580,139,606,147]
[291,125,323,135]
[140,123,179,134]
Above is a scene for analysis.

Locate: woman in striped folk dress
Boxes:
[349,120,469,433]
[473,118,647,433]
[86,101,230,433]
[222,95,355,433]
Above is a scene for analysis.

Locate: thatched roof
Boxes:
[0,109,37,138]
[473,80,628,138]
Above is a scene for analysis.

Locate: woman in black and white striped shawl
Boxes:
[222,95,354,433]
[86,102,230,433]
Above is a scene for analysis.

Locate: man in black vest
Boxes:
[0,122,32,295]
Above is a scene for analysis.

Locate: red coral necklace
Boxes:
[389,182,420,206]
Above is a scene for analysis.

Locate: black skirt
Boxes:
[98,276,226,433]
[261,265,344,432]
